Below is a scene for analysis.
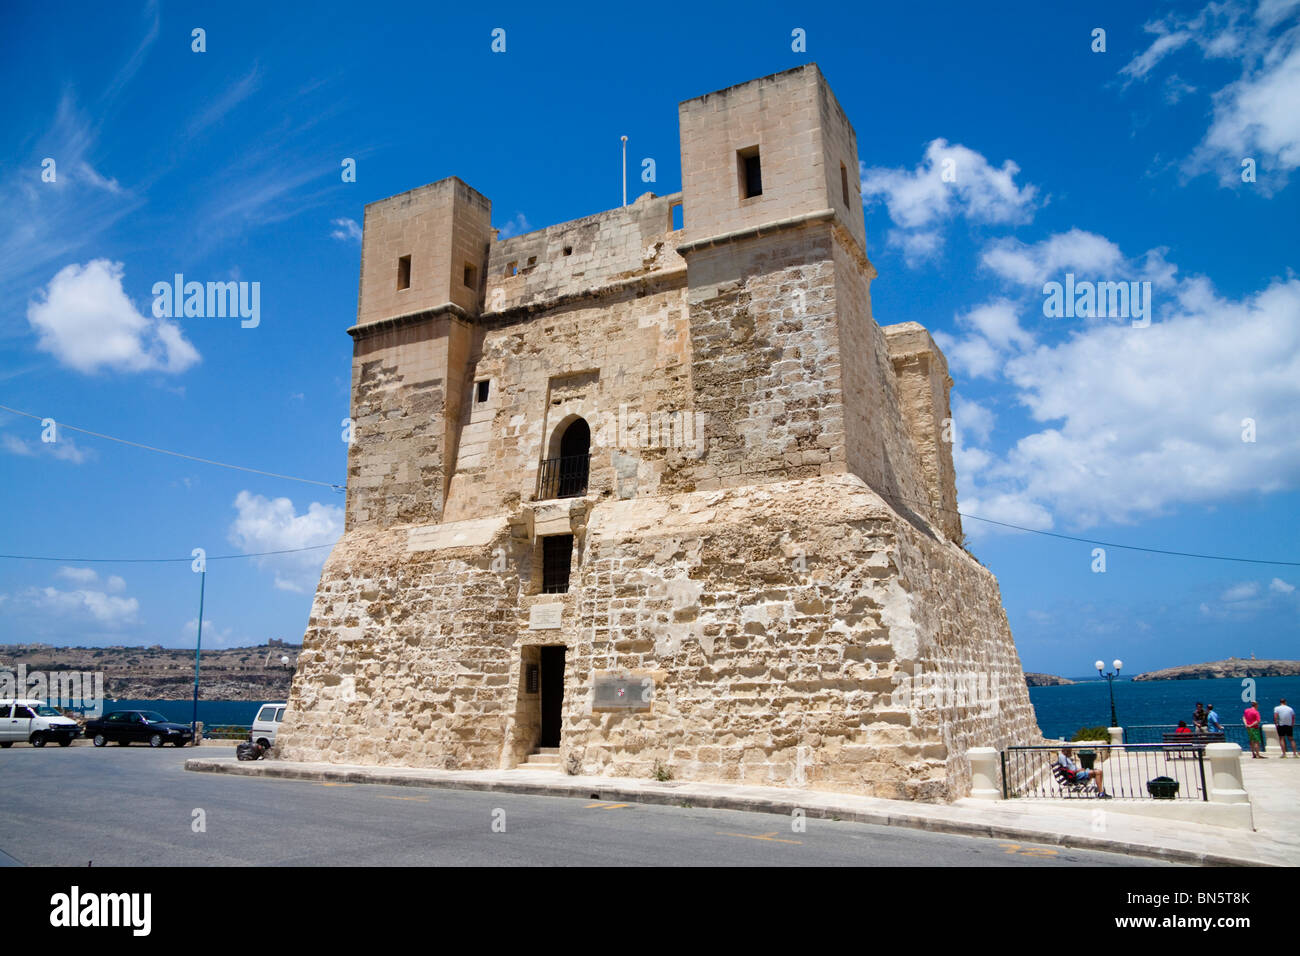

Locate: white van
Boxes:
[250,702,287,748]
[0,699,82,747]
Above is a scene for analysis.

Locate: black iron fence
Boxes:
[538,454,590,499]
[1001,744,1208,801]
[1124,723,1258,750]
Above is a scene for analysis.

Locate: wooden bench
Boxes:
[1161,732,1222,757]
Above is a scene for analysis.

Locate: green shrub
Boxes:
[1071,726,1110,742]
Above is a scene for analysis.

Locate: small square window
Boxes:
[563,245,573,256]
[397,255,411,290]
[669,201,684,231]
[463,262,478,289]
[738,146,762,199]
[506,261,518,277]
[476,380,490,403]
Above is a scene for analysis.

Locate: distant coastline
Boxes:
[1131,659,1300,682]
[1024,672,1076,687]
[0,642,300,701]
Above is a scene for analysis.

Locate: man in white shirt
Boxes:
[1057,746,1110,797]
[1274,699,1295,757]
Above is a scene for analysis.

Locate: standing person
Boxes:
[1274,698,1296,757]
[1207,704,1223,735]
[1243,701,1264,758]
[1193,702,1208,732]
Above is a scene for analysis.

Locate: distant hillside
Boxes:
[0,642,299,701]
[1025,672,1076,687]
[1132,659,1300,682]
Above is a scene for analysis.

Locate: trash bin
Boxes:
[1078,750,1096,770]
[1147,776,1179,800]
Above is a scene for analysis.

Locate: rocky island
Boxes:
[1024,673,1077,686]
[0,642,299,700]
[1132,658,1300,681]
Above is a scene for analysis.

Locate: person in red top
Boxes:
[1175,720,1192,734]
[1243,702,1264,758]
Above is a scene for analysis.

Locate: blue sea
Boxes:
[103,675,1300,742]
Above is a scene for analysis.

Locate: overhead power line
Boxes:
[2,403,1295,568]
[0,544,338,563]
[0,403,343,491]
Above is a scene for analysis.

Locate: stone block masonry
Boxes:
[277,63,1043,801]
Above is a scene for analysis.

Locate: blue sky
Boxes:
[1,0,1296,675]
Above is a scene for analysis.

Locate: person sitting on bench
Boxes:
[1056,746,1110,797]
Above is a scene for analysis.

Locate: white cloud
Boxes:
[56,567,99,584]
[981,229,1127,288]
[227,491,343,593]
[1,431,92,464]
[860,139,1040,264]
[13,584,139,627]
[964,272,1300,531]
[1222,581,1261,601]
[496,213,531,239]
[330,217,361,242]
[1120,0,1300,190]
[1271,577,1296,592]
[27,259,200,374]
[181,617,238,648]
[952,395,996,445]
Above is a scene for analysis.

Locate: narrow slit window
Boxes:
[397,255,411,290]
[542,534,574,594]
[463,262,478,289]
[738,146,762,199]
[476,380,490,403]
[841,162,851,208]
[669,201,684,231]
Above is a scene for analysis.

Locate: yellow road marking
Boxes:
[999,842,1058,858]
[315,782,355,788]
[585,802,632,810]
[715,830,802,845]
[377,795,429,802]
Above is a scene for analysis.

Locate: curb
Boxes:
[184,758,1275,867]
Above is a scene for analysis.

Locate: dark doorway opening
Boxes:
[539,645,566,748]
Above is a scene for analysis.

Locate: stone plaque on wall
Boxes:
[529,603,563,630]
[593,674,654,712]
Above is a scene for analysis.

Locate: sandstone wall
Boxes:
[279,475,1040,800]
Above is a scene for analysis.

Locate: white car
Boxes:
[250,702,287,748]
[0,698,82,748]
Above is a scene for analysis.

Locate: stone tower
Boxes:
[276,64,1041,801]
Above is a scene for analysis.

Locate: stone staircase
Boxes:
[521,746,561,770]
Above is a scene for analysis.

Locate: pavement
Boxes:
[0,745,1157,866]
[184,749,1300,867]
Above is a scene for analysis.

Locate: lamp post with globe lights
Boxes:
[1096,659,1122,728]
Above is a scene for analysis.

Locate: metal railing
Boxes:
[1001,744,1208,801]
[538,454,590,499]
[1124,723,1258,749]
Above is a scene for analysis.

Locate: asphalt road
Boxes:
[0,745,1171,866]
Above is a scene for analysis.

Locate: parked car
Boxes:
[84,710,194,748]
[0,698,82,747]
[250,701,287,748]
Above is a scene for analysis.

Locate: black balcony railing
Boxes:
[1001,744,1209,801]
[538,454,590,499]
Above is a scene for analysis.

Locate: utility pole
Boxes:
[621,135,628,207]
[191,570,205,739]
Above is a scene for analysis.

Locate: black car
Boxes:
[84,710,194,748]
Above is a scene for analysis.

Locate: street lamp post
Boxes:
[1095,658,1122,727]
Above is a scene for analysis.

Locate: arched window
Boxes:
[540,417,590,499]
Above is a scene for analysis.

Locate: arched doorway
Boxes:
[540,417,590,499]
